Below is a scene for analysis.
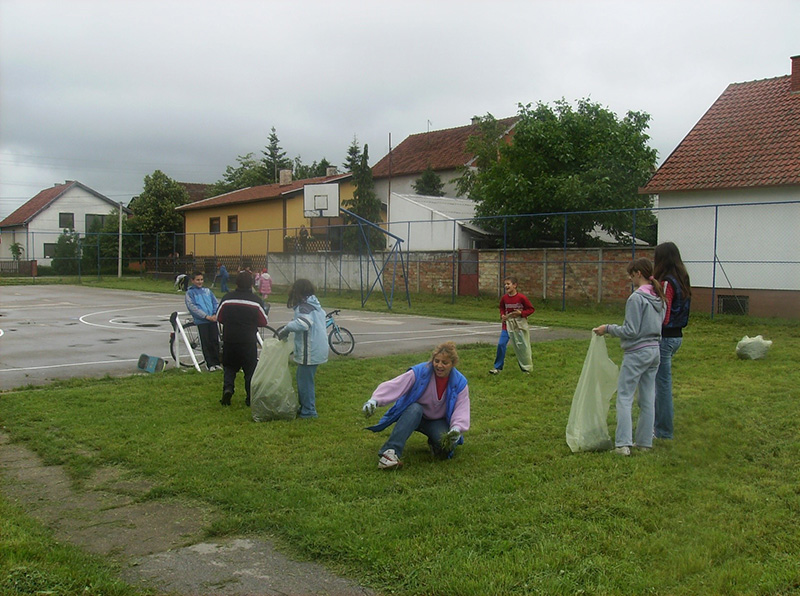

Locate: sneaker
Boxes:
[220,390,233,406]
[614,446,631,456]
[488,368,500,375]
[378,449,402,469]
[633,444,652,451]
[208,365,222,372]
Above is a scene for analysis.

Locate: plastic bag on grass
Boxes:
[566,334,619,453]
[251,338,297,421]
[506,316,533,372]
[735,335,772,360]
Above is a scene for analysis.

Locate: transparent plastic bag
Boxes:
[566,334,619,453]
[251,338,297,422]
[506,316,533,372]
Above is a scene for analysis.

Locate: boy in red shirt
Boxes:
[489,276,535,374]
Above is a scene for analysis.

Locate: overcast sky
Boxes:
[1,0,797,218]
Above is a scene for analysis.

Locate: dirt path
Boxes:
[0,431,374,595]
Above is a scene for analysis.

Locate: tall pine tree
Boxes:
[343,144,384,251]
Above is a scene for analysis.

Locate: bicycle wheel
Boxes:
[169,320,206,368]
[328,325,355,356]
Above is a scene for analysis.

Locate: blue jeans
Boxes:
[380,403,450,458]
[296,364,318,418]
[655,337,682,439]
[493,329,510,370]
[615,345,660,449]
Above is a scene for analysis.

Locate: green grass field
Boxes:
[1,279,799,595]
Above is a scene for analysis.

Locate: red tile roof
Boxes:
[0,182,76,227]
[642,75,800,193]
[178,182,211,204]
[0,181,123,228]
[176,173,352,211]
[371,117,518,179]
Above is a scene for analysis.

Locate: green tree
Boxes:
[51,229,81,275]
[342,135,362,173]
[128,170,189,257]
[460,101,658,247]
[342,144,384,251]
[262,127,292,184]
[293,156,333,180]
[80,207,140,274]
[412,165,445,196]
[207,152,268,197]
[9,242,24,261]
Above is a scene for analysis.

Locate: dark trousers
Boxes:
[222,342,258,400]
[197,322,220,368]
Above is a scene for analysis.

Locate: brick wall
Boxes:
[395,247,654,303]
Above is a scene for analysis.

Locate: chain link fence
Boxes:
[3,201,797,317]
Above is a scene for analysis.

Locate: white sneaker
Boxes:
[488,368,500,375]
[378,449,402,469]
[614,446,631,456]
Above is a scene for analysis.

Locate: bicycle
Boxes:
[169,311,205,370]
[326,309,355,356]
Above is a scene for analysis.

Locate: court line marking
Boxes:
[0,358,172,374]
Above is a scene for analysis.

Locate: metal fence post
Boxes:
[711,205,719,319]
[561,214,568,311]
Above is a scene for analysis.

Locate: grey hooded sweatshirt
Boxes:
[606,286,665,351]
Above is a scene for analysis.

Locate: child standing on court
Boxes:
[184,271,222,371]
[277,279,328,418]
[593,258,666,456]
[254,267,272,301]
[489,276,535,374]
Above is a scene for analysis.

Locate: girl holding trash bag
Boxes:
[593,258,666,456]
[277,279,328,418]
[653,242,692,440]
[362,341,470,470]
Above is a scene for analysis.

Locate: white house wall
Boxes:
[657,187,800,291]
[386,195,465,251]
[375,169,464,208]
[24,187,120,263]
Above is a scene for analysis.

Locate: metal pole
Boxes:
[118,202,123,278]
[711,205,719,319]
[562,214,568,311]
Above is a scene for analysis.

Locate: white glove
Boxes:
[362,398,377,418]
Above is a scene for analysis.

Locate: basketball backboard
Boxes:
[303,183,340,217]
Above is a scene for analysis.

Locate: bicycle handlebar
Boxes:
[326,309,341,318]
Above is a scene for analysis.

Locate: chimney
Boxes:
[792,55,800,93]
[326,166,338,177]
[279,169,292,185]
[471,116,480,125]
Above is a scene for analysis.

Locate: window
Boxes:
[209,217,220,234]
[59,212,74,229]
[718,294,749,315]
[227,215,238,232]
[43,243,58,258]
[85,214,107,231]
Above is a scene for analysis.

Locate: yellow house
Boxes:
[176,171,355,258]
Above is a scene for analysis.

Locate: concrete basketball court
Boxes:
[0,285,582,390]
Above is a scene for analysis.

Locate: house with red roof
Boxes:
[371,117,518,216]
[176,169,354,258]
[0,181,130,266]
[641,56,800,318]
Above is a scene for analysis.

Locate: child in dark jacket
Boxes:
[216,271,269,407]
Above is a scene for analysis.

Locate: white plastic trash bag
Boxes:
[735,335,773,360]
[566,334,619,453]
[506,316,533,372]
[251,338,297,421]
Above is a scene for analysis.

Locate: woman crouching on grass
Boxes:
[362,341,470,470]
[593,258,666,456]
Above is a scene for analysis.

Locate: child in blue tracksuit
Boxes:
[277,279,328,418]
[185,271,221,371]
[593,258,665,455]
